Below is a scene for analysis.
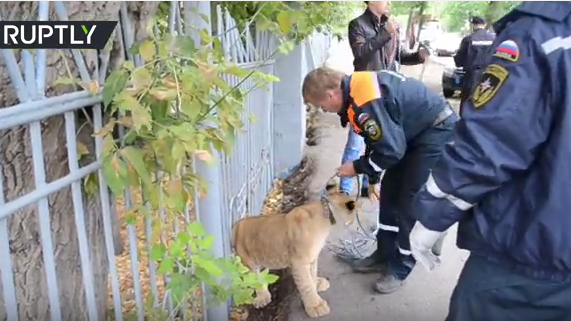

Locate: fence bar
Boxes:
[0,96,102,130]
[142,193,159,307]
[0,162,100,220]
[93,105,124,321]
[0,49,29,102]
[0,91,93,120]
[36,1,49,96]
[64,111,98,321]
[54,1,92,81]
[0,166,18,321]
[22,50,37,99]
[30,121,63,321]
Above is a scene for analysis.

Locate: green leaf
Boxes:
[102,158,123,195]
[120,146,152,188]
[139,39,156,62]
[276,11,291,34]
[202,235,214,249]
[248,113,256,123]
[224,64,250,78]
[193,255,223,277]
[187,221,206,237]
[103,69,129,106]
[131,67,153,92]
[115,92,152,131]
[83,173,99,195]
[150,243,167,261]
[169,239,184,258]
[158,256,174,273]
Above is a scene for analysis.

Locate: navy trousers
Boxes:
[375,114,457,280]
[447,254,571,321]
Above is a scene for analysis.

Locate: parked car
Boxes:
[432,33,462,56]
[441,65,465,98]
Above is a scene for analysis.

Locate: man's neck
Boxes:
[366,8,383,20]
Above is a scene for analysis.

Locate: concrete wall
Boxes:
[272,43,308,178]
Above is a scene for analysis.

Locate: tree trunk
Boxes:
[415,4,427,42]
[405,7,416,49]
[0,2,157,320]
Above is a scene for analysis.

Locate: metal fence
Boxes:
[0,1,332,321]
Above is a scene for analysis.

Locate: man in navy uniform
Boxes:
[409,2,571,319]
[301,66,457,294]
[454,16,495,115]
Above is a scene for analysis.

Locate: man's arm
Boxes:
[400,50,425,65]
[351,99,407,177]
[454,36,469,68]
[413,32,552,232]
[348,19,392,63]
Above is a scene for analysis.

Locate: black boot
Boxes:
[351,251,387,273]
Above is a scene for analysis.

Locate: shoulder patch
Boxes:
[363,119,382,141]
[471,64,508,108]
[349,72,382,107]
[357,112,370,125]
[493,39,519,62]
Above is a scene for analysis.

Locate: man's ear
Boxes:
[345,200,356,211]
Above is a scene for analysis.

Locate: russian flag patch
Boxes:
[493,39,519,62]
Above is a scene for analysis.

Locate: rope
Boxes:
[324,174,380,263]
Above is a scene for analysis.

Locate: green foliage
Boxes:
[390,1,429,16]
[68,5,305,318]
[218,1,365,40]
[149,221,278,307]
[437,1,521,32]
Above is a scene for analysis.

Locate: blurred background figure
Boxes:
[453,16,495,116]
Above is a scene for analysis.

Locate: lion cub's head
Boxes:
[323,179,367,226]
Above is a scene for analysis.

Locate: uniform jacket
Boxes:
[348,9,425,72]
[413,1,571,282]
[454,28,496,100]
[339,71,450,178]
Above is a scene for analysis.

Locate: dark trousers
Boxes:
[375,114,457,280]
[447,254,571,321]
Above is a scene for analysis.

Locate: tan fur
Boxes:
[231,182,365,318]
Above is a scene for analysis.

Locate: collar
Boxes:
[320,195,336,225]
[338,75,351,119]
[364,8,382,25]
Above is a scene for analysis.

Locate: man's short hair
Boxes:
[302,67,345,102]
[470,16,485,25]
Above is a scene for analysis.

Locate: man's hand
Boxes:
[419,47,430,60]
[368,184,380,201]
[384,16,396,34]
[410,222,446,271]
[336,162,357,177]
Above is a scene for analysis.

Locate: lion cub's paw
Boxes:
[315,277,330,292]
[304,297,330,318]
[253,291,272,309]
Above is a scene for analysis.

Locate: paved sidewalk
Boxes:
[288,41,469,321]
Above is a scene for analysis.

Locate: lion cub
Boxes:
[231,181,365,318]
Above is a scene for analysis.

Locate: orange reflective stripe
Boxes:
[347,106,362,133]
[349,72,382,107]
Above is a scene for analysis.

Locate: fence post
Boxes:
[185,2,229,321]
[273,42,308,178]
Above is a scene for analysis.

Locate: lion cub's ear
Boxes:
[325,179,338,194]
[345,200,356,210]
